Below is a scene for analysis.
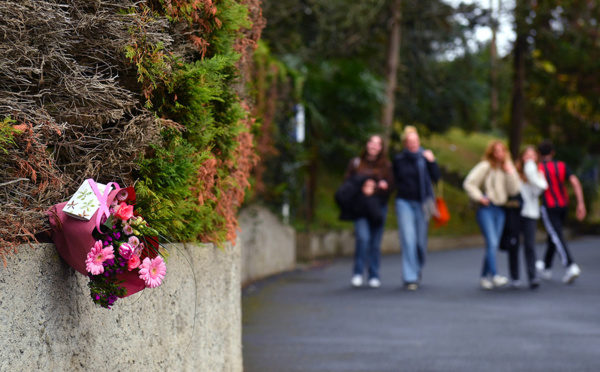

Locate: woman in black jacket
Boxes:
[343,135,394,288]
[392,126,439,291]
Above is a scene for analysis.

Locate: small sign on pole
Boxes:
[294,104,305,143]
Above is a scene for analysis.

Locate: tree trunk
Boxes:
[381,0,402,147]
[509,0,527,160]
[489,0,499,131]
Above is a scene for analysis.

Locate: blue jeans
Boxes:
[395,199,429,284]
[353,206,387,280]
[476,205,506,277]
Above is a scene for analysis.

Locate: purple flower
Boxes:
[107,295,118,306]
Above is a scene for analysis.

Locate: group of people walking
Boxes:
[341,127,585,291]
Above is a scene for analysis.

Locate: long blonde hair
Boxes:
[482,140,509,168]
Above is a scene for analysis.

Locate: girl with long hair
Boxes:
[509,145,547,289]
[463,140,520,289]
[344,135,394,288]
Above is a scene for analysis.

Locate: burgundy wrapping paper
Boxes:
[48,189,146,297]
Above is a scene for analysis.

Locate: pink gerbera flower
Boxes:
[138,256,166,288]
[85,241,115,275]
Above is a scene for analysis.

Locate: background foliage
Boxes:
[254,0,600,230]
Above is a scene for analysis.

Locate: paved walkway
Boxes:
[242,236,600,372]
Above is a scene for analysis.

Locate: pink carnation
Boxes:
[134,243,144,257]
[123,224,133,235]
[127,255,141,271]
[128,236,140,248]
[85,241,115,275]
[119,243,134,260]
[138,256,166,288]
[116,189,129,201]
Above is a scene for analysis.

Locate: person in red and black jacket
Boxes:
[536,140,586,284]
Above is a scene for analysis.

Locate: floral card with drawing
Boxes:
[62,180,112,220]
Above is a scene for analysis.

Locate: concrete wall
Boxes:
[297,229,551,261]
[0,242,242,372]
[238,205,296,285]
[0,205,296,372]
[297,230,486,260]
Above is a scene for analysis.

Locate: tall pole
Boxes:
[381,0,402,148]
[509,0,527,160]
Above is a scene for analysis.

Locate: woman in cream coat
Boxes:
[464,140,521,290]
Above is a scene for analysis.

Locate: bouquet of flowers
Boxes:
[49,179,167,309]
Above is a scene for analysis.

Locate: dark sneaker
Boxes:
[529,278,541,290]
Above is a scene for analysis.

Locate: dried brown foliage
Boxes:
[159,0,221,58]
[0,0,171,263]
[198,102,258,244]
[235,0,265,88]
[250,60,285,195]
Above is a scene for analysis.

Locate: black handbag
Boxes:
[499,194,523,252]
[335,175,366,221]
[335,175,383,226]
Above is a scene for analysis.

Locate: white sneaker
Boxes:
[509,280,522,289]
[563,263,581,284]
[368,278,381,288]
[351,275,363,287]
[492,275,508,287]
[536,260,552,280]
[405,283,419,291]
[480,278,493,290]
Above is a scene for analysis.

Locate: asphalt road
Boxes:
[242,236,600,372]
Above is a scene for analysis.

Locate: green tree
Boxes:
[524,0,600,164]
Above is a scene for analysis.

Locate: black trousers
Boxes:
[540,206,574,268]
[508,216,537,282]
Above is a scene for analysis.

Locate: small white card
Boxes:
[62,180,112,220]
